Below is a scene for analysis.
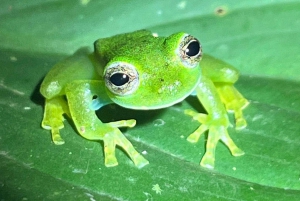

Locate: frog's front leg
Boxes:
[185,76,244,169]
[65,80,149,168]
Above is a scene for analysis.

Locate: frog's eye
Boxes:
[104,62,139,96]
[178,34,202,68]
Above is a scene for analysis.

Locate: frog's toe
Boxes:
[187,124,208,143]
[132,155,149,169]
[117,137,149,168]
[240,99,250,109]
[200,153,215,169]
[107,119,136,128]
[104,154,118,167]
[53,136,65,145]
[51,128,65,145]
[103,130,149,168]
[235,118,247,130]
[220,130,244,156]
[103,134,118,167]
[232,148,245,156]
[229,106,248,130]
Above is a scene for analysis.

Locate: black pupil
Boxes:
[186,40,200,57]
[110,73,129,86]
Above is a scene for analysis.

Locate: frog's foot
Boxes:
[215,84,249,130]
[42,97,70,145]
[102,122,149,168]
[185,109,244,169]
[226,99,249,130]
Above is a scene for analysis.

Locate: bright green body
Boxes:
[40,30,248,169]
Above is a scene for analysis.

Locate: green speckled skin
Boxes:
[40,30,249,169]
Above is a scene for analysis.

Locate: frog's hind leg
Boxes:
[201,54,249,129]
[41,96,70,145]
[214,83,249,129]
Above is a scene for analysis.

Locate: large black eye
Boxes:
[104,62,139,95]
[186,40,200,57]
[110,73,130,86]
[178,34,202,68]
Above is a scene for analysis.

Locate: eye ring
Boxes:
[178,34,202,68]
[104,62,139,96]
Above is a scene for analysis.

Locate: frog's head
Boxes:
[103,32,202,110]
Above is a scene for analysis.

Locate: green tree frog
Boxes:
[40,30,249,169]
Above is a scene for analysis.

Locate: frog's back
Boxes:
[94,30,161,64]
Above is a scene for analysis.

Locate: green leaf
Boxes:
[1,0,300,200]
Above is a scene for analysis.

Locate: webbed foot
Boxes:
[185,109,244,169]
[103,121,149,168]
[215,84,249,130]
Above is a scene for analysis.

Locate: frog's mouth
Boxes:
[109,75,201,110]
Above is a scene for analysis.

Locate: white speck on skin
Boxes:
[152,32,159,37]
[80,126,86,133]
[174,80,181,86]
[47,81,60,94]
[142,150,147,155]
[180,135,185,139]
[232,167,236,171]
[250,187,254,190]
[153,119,165,126]
[24,106,31,110]
[177,1,186,9]
[157,10,162,15]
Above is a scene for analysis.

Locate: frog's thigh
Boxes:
[65,80,149,168]
[201,57,248,110]
[202,55,249,129]
[42,96,70,145]
[201,54,239,84]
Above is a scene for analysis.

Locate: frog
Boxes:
[40,29,249,169]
